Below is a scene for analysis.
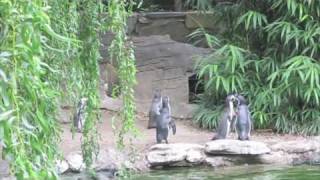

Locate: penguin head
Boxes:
[162,96,170,108]
[153,89,161,99]
[236,94,247,105]
[225,93,238,106]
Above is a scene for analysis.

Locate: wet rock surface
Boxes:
[146,143,204,167]
[205,140,271,155]
[66,152,85,172]
[146,139,320,168]
[56,160,69,174]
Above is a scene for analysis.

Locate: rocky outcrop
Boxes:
[56,160,69,174]
[134,12,227,43]
[205,140,271,155]
[98,34,209,120]
[2,139,320,178]
[136,14,190,42]
[259,140,320,165]
[66,152,85,172]
[146,139,320,168]
[57,148,147,176]
[146,143,205,167]
[270,140,320,153]
[133,35,209,119]
[98,13,217,119]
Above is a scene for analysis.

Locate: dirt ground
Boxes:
[60,110,212,155]
[0,110,316,177]
[59,110,312,156]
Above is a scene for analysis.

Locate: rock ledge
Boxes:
[146,139,320,168]
[205,140,271,155]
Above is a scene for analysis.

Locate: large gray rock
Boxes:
[270,140,320,154]
[66,152,85,172]
[93,148,124,172]
[185,12,227,34]
[133,35,209,119]
[100,96,122,112]
[258,151,292,165]
[146,143,205,167]
[204,156,261,167]
[205,156,234,167]
[98,34,209,119]
[135,15,190,42]
[205,140,271,155]
[93,148,147,173]
[56,159,69,174]
[205,154,270,167]
[186,149,206,164]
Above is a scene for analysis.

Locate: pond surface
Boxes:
[131,165,320,180]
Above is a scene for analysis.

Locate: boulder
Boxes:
[66,152,85,172]
[132,35,209,119]
[56,159,69,174]
[185,12,227,34]
[205,140,271,155]
[135,16,190,42]
[186,149,205,164]
[205,156,235,167]
[92,148,148,173]
[270,140,320,154]
[92,149,118,172]
[146,143,204,167]
[258,151,291,165]
[205,155,265,167]
[100,96,122,112]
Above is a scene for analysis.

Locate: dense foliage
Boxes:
[0,1,63,179]
[0,0,137,179]
[108,0,138,148]
[191,0,320,135]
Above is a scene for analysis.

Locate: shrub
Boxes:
[190,0,320,135]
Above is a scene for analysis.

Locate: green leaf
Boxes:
[0,110,15,121]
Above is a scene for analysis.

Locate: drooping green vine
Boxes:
[49,0,104,170]
[0,1,63,179]
[47,0,83,105]
[0,0,138,178]
[77,0,104,170]
[108,0,138,148]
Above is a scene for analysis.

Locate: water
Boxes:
[131,165,320,180]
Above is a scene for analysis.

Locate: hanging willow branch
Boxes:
[0,0,138,178]
[0,1,62,179]
[108,0,138,148]
[77,0,102,169]
[47,0,83,105]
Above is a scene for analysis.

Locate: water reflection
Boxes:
[131,165,320,180]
